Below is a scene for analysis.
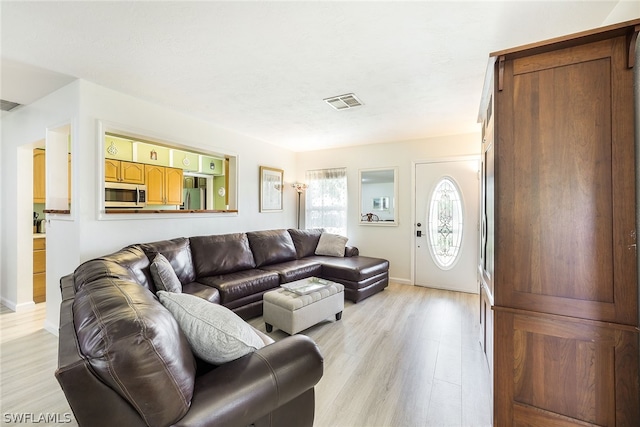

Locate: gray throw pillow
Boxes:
[315,233,348,257]
[157,291,265,365]
[150,253,182,293]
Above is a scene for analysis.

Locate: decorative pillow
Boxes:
[315,233,348,257]
[140,237,196,284]
[150,253,182,293]
[157,291,265,364]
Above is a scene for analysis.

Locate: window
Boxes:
[305,168,347,235]
[428,177,464,269]
[99,124,238,217]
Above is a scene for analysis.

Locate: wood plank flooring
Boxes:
[0,302,74,425]
[249,283,492,427]
[1,282,492,426]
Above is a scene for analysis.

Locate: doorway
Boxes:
[414,157,479,293]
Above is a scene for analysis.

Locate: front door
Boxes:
[414,158,479,293]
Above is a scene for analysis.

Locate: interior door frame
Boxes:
[411,155,481,286]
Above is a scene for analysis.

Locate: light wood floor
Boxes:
[1,283,492,426]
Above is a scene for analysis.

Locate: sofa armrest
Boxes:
[174,335,323,427]
[345,245,359,257]
[56,274,149,427]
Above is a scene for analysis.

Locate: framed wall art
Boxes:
[259,166,284,212]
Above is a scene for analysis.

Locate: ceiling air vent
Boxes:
[324,93,363,110]
[1,99,21,112]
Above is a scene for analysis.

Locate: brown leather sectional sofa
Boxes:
[56,228,389,426]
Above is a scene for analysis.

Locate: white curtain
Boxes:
[305,168,347,235]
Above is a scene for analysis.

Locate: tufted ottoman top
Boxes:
[264,280,344,311]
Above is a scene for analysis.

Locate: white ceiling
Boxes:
[1,1,633,151]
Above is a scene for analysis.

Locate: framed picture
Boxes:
[372,196,389,210]
[259,166,284,212]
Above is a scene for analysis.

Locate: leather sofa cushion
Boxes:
[73,278,196,426]
[247,229,297,267]
[73,245,151,291]
[288,228,324,259]
[326,271,388,291]
[223,294,267,316]
[190,233,256,277]
[341,273,389,303]
[140,237,196,287]
[182,282,221,303]
[198,269,279,304]
[259,259,322,283]
[310,256,390,282]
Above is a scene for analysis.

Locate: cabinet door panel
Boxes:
[496,36,636,325]
[165,167,183,205]
[33,272,46,303]
[33,238,46,250]
[105,159,120,182]
[509,58,613,301]
[121,161,145,184]
[145,165,165,205]
[33,248,46,274]
[495,310,638,426]
[33,149,46,203]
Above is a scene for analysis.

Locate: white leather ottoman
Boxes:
[263,279,344,335]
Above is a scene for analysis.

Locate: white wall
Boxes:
[75,81,298,258]
[1,82,80,314]
[602,1,639,25]
[2,78,480,331]
[1,80,298,333]
[295,134,480,284]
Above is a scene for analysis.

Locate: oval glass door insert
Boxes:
[428,177,464,269]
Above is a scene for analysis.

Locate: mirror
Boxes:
[359,167,398,226]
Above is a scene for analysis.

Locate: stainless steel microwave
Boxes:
[105,182,147,208]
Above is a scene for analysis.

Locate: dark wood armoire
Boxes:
[479,20,640,426]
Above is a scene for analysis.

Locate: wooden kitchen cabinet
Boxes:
[33,149,71,206]
[145,165,183,205]
[482,20,639,425]
[33,238,46,303]
[105,159,145,184]
[33,149,46,203]
[165,167,183,205]
[104,159,119,182]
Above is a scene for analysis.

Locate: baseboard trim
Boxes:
[1,298,36,312]
[390,277,412,286]
[44,320,59,337]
